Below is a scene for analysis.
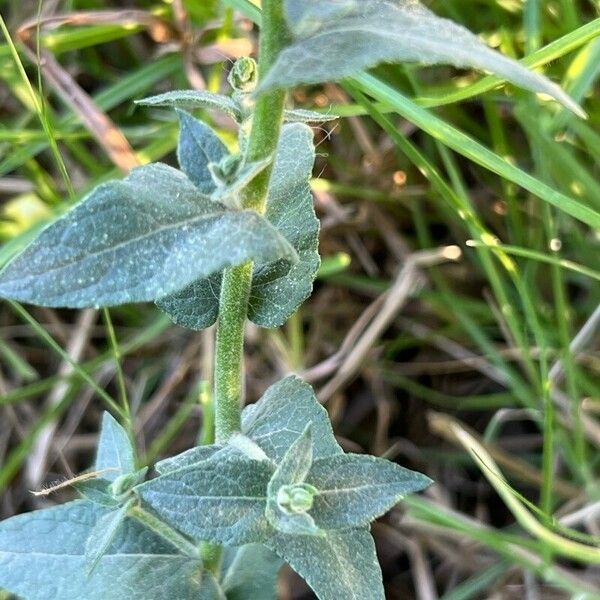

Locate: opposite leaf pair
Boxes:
[136,376,432,600]
[0,108,321,330]
[0,410,281,600]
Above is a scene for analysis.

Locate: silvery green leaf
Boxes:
[228,433,271,462]
[283,108,338,123]
[248,123,320,327]
[269,425,313,487]
[156,123,318,330]
[199,572,227,600]
[270,511,322,537]
[156,274,221,331]
[74,479,119,507]
[85,498,133,574]
[177,109,228,194]
[220,544,282,600]
[260,0,581,115]
[0,500,204,600]
[267,527,384,600]
[95,412,135,482]
[0,163,297,308]
[136,454,273,545]
[242,376,341,462]
[136,90,242,122]
[154,443,226,475]
[307,454,433,529]
[285,0,358,32]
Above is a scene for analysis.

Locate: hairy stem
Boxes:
[214,260,253,442]
[213,0,290,443]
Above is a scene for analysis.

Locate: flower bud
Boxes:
[228,57,258,93]
[276,483,318,514]
[227,56,258,94]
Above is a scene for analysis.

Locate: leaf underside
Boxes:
[260,0,581,115]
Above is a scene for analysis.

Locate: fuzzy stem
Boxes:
[213,0,290,444]
[214,260,253,442]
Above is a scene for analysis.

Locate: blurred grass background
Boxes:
[0,0,599,598]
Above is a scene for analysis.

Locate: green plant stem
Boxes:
[214,260,253,442]
[209,0,289,571]
[131,506,200,559]
[213,0,289,442]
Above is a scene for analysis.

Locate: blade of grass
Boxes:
[351,72,600,229]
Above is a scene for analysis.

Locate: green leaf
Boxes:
[85,498,133,574]
[136,454,274,545]
[95,412,135,482]
[248,123,320,327]
[157,123,318,330]
[261,0,582,115]
[74,478,119,507]
[199,572,227,600]
[267,527,384,600]
[135,90,242,122]
[0,500,204,600]
[220,545,282,600]
[177,109,228,194]
[154,377,339,473]
[283,108,338,123]
[154,443,226,475]
[242,375,342,462]
[269,424,313,487]
[155,274,221,331]
[270,510,321,536]
[0,163,297,308]
[307,454,432,529]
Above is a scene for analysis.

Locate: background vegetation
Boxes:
[1,0,599,597]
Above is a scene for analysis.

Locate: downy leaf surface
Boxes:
[136,89,336,125]
[154,443,227,475]
[242,375,341,462]
[136,453,274,545]
[95,412,136,482]
[248,123,319,327]
[283,107,338,123]
[154,368,342,472]
[138,375,337,474]
[84,499,134,573]
[260,0,581,115]
[220,544,282,600]
[157,122,319,329]
[177,109,229,194]
[267,527,384,600]
[0,500,204,600]
[136,90,242,122]
[306,454,432,529]
[0,163,296,308]
[74,478,120,507]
